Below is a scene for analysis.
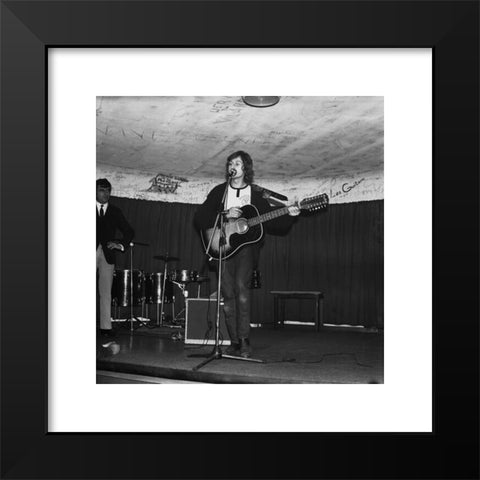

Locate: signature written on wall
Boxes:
[329,178,366,199]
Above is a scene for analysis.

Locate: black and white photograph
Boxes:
[96,95,384,384]
[2,0,478,478]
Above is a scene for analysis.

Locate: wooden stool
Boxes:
[271,291,324,331]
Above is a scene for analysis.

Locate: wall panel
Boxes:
[109,196,384,328]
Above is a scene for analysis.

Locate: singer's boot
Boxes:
[225,342,240,355]
[239,338,252,358]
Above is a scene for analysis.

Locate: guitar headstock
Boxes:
[299,193,329,212]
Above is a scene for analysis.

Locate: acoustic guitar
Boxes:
[201,193,329,260]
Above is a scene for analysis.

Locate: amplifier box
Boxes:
[185,298,230,345]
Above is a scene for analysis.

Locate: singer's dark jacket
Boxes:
[194,182,296,236]
[96,203,135,265]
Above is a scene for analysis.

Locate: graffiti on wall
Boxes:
[147,173,188,194]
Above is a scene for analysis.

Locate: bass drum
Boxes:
[111,269,145,307]
[145,273,174,304]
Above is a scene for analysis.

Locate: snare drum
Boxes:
[170,269,196,283]
[112,269,145,307]
[145,273,174,304]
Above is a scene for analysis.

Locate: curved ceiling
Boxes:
[96,96,383,204]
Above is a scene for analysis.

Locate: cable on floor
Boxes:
[264,352,374,368]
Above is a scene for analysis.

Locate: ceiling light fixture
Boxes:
[242,96,280,108]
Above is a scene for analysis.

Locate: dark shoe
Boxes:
[100,328,116,339]
[225,342,240,355]
[99,341,120,356]
[239,338,252,358]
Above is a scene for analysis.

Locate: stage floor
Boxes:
[97,323,384,384]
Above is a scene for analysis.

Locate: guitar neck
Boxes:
[247,206,290,227]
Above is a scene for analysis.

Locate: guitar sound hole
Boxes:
[236,218,249,234]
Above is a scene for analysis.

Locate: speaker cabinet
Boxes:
[185,298,230,345]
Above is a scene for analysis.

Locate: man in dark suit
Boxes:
[96,178,134,341]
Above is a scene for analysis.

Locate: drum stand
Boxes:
[157,255,178,327]
[126,241,150,332]
[191,182,263,371]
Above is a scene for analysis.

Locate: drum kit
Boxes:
[111,248,209,329]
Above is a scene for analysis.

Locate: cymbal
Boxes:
[153,254,179,262]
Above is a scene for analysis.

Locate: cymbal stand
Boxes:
[155,253,180,328]
[192,182,263,370]
[172,281,189,324]
[158,255,170,326]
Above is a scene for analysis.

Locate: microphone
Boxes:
[228,168,237,177]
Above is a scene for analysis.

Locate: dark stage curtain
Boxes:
[111,196,384,328]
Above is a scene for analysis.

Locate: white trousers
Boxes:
[96,245,115,330]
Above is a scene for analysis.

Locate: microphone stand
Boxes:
[192,180,263,371]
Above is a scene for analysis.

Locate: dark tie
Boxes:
[100,205,104,217]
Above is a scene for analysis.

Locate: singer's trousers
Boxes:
[220,246,254,342]
[96,245,115,330]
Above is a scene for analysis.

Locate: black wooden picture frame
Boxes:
[1,1,478,478]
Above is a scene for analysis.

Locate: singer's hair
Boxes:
[225,151,255,184]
